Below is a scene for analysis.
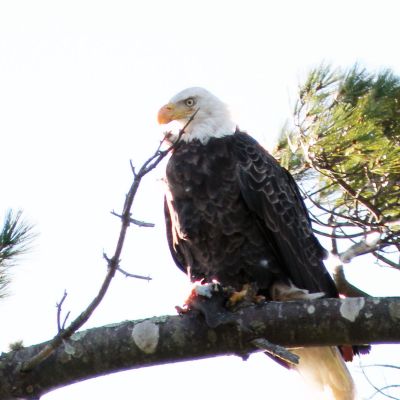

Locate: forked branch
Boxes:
[19,112,198,373]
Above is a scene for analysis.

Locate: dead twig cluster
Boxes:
[19,112,198,373]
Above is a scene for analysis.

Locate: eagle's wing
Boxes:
[164,196,188,275]
[234,132,337,296]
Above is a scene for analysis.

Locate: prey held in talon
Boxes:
[175,281,222,314]
[175,281,266,315]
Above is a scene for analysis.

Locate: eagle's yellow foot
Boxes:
[227,284,250,307]
[227,283,265,308]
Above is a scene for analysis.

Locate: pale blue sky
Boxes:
[0,1,399,399]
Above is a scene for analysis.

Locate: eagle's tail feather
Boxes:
[270,281,356,400]
[292,346,356,400]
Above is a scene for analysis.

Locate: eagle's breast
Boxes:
[165,135,280,289]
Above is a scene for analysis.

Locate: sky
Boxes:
[0,0,399,399]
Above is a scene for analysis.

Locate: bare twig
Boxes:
[300,184,382,228]
[129,160,136,177]
[56,291,68,332]
[117,266,151,281]
[311,227,367,240]
[309,161,383,223]
[19,111,199,373]
[103,252,151,280]
[362,364,400,370]
[306,181,336,197]
[111,211,155,228]
[368,385,400,400]
[361,362,400,400]
[373,252,400,270]
[61,312,71,332]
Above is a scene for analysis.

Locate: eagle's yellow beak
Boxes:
[158,103,175,124]
[158,102,189,124]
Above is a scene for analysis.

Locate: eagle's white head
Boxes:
[158,87,236,144]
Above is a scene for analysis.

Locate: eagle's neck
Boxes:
[180,108,236,144]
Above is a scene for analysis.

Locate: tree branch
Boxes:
[339,236,382,263]
[330,234,373,297]
[1,297,399,399]
[299,184,382,229]
[332,264,371,298]
[373,252,400,270]
[17,113,200,374]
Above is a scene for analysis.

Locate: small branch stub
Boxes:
[252,338,299,365]
[56,291,69,332]
[111,211,155,228]
[117,267,152,281]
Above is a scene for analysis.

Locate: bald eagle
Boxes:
[158,87,358,400]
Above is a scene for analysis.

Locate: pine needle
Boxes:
[0,210,36,298]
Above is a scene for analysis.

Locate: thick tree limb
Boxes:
[1,297,399,400]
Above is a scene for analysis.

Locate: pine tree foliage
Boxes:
[0,210,35,297]
[274,65,400,269]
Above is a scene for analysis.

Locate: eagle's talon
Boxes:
[227,286,249,307]
[227,283,264,308]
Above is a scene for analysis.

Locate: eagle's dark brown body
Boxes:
[164,130,338,298]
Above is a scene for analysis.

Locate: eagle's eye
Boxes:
[184,97,195,107]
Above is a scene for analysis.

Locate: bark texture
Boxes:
[1,297,399,399]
